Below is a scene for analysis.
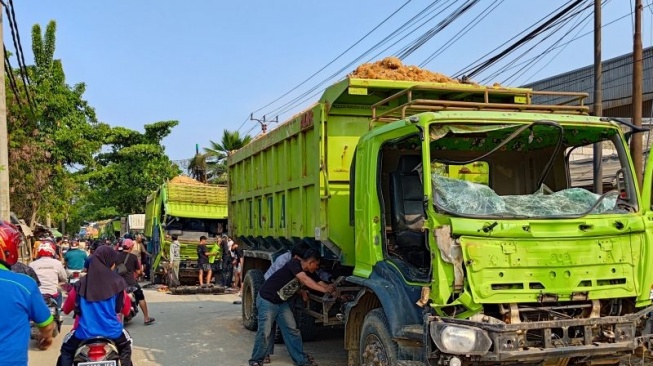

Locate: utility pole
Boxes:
[632,0,644,188]
[592,0,603,194]
[250,113,279,134]
[0,2,11,222]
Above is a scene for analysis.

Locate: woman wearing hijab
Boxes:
[57,246,134,366]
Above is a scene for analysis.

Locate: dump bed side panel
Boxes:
[229,105,323,253]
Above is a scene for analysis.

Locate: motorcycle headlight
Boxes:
[430,323,492,355]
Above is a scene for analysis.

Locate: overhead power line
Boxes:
[263,0,479,120]
[492,1,596,85]
[397,0,481,60]
[507,7,595,85]
[7,0,28,85]
[365,0,458,63]
[4,49,22,107]
[249,0,413,119]
[453,1,581,79]
[459,0,586,79]
[419,0,504,68]
[475,5,642,85]
[259,0,457,120]
[3,0,35,115]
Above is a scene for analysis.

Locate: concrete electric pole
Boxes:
[632,0,644,188]
[592,0,603,194]
[0,3,11,222]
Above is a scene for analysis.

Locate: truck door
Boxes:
[640,150,653,305]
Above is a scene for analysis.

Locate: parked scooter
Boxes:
[123,286,139,324]
[31,295,62,339]
[71,337,121,365]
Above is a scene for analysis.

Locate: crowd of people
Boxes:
[0,221,157,366]
[1,217,334,366]
[168,233,243,293]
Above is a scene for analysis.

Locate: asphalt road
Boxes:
[29,287,347,366]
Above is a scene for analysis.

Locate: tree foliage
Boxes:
[7,20,108,228]
[201,129,252,184]
[82,121,181,218]
[6,21,181,234]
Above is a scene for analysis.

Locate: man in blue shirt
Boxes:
[0,220,54,366]
[64,239,88,275]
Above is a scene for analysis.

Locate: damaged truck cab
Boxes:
[231,79,653,365]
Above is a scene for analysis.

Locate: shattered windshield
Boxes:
[427,121,632,218]
[432,175,625,218]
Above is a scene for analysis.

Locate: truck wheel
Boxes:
[359,309,399,366]
[242,269,264,331]
[274,323,284,344]
[295,305,317,342]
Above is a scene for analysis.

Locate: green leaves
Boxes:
[7,20,180,231]
[199,129,252,184]
[83,123,181,217]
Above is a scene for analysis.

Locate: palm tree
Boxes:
[204,130,252,182]
[187,153,208,183]
[204,130,252,164]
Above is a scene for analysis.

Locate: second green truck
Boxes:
[146,177,228,284]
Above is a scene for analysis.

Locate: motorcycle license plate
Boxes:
[78,361,117,366]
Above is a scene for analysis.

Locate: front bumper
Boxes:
[426,305,653,363]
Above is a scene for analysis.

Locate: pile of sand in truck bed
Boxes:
[349,57,459,83]
[170,175,205,185]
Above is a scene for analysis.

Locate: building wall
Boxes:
[524,47,653,117]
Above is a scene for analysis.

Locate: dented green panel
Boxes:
[460,234,641,303]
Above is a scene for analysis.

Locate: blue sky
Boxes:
[11,1,652,161]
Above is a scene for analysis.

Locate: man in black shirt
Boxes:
[117,239,155,325]
[249,249,334,366]
[220,235,233,288]
[196,236,211,286]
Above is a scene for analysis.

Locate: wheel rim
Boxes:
[243,282,253,320]
[361,333,390,366]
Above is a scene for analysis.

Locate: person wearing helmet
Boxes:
[0,220,55,363]
[30,240,67,308]
[0,221,40,285]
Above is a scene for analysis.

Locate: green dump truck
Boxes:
[145,177,228,284]
[229,78,653,365]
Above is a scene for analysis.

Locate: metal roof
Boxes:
[523,47,653,113]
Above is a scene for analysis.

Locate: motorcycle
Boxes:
[68,270,82,284]
[72,336,121,365]
[31,294,62,339]
[122,286,139,324]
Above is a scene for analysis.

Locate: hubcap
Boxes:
[361,334,389,366]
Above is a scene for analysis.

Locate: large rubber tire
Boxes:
[360,308,399,366]
[274,323,284,344]
[295,304,317,342]
[242,269,264,331]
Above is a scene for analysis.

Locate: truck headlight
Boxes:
[430,323,492,355]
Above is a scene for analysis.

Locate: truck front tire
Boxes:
[294,298,317,342]
[359,308,399,366]
[242,269,264,331]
